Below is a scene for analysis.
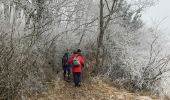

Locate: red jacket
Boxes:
[67,54,84,72]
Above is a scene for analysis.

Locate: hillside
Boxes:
[30,77,159,100]
[1,0,170,99]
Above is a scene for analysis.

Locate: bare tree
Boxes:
[96,0,120,73]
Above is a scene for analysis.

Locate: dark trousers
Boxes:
[63,69,71,80]
[73,72,81,86]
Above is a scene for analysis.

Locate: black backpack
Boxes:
[62,53,69,66]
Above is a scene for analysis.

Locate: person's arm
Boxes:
[62,57,65,70]
[80,56,85,68]
[62,57,64,66]
[67,57,73,64]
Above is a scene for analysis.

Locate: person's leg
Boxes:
[73,72,79,87]
[77,72,81,87]
[67,69,71,81]
[63,70,66,80]
[73,72,76,86]
[76,73,80,86]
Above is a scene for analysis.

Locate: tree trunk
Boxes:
[96,0,104,73]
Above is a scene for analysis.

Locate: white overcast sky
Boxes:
[141,0,170,32]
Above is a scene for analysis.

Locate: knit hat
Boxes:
[77,48,81,53]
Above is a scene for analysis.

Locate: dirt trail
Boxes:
[30,78,159,100]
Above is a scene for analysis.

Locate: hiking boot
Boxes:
[66,79,71,82]
[75,84,79,87]
[77,84,81,87]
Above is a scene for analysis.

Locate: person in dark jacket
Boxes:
[67,51,84,87]
[62,51,72,81]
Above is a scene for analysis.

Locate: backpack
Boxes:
[62,54,68,65]
[73,56,80,67]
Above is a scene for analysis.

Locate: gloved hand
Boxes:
[65,63,68,66]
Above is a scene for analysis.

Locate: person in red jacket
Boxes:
[67,50,84,87]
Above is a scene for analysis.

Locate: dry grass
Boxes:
[30,77,160,100]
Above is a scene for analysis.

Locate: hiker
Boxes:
[62,50,72,81]
[67,50,84,87]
